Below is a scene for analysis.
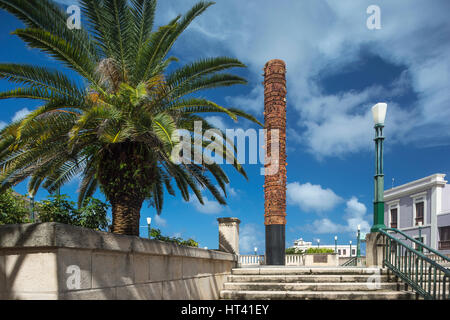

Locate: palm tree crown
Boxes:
[0,0,261,235]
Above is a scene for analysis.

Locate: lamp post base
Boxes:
[265,224,285,265]
[371,201,386,232]
[370,224,387,233]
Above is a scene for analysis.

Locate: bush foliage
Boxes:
[286,247,335,254]
[0,188,30,225]
[150,228,199,247]
[37,194,110,231]
[0,190,109,231]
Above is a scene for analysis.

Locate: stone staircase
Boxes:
[220,267,416,300]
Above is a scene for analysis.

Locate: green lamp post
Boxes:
[29,194,35,222]
[357,224,361,258]
[334,236,338,254]
[371,103,388,232]
[147,217,152,239]
[349,241,352,257]
[418,221,423,253]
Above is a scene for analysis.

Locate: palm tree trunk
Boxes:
[98,143,155,236]
[110,195,144,236]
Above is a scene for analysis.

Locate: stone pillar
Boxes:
[365,232,385,267]
[263,59,287,265]
[217,217,240,255]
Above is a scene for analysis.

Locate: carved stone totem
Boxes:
[263,59,287,265]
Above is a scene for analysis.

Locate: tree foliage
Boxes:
[37,193,109,231]
[0,188,30,225]
[0,0,261,235]
[150,227,199,247]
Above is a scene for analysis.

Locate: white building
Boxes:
[291,237,357,258]
[384,173,450,254]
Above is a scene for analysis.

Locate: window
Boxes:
[343,249,346,255]
[388,201,400,229]
[338,249,341,255]
[390,208,398,228]
[439,226,450,250]
[352,249,356,255]
[415,202,424,225]
[411,193,426,226]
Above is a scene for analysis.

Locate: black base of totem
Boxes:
[265,224,285,265]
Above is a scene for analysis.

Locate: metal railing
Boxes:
[438,240,450,251]
[341,256,358,266]
[379,228,450,300]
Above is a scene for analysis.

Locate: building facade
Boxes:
[384,173,450,254]
[291,238,356,258]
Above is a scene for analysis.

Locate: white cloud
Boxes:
[287,182,342,212]
[308,197,371,234]
[204,116,227,131]
[344,196,371,234]
[239,224,264,254]
[225,85,264,113]
[158,0,450,159]
[12,108,31,122]
[228,187,238,197]
[0,121,7,130]
[311,218,342,234]
[52,0,79,5]
[187,193,224,214]
[153,214,167,227]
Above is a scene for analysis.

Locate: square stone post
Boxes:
[217,217,240,255]
[365,232,385,267]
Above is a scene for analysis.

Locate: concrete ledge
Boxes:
[0,223,236,261]
[0,223,237,300]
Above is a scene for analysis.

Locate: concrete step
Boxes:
[223,282,400,291]
[220,290,415,300]
[227,274,393,283]
[232,267,386,276]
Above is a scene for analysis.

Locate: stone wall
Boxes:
[0,223,237,300]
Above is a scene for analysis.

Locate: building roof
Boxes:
[385,173,447,201]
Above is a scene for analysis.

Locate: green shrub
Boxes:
[285,247,304,254]
[305,248,335,254]
[0,189,30,225]
[150,228,199,247]
[37,194,109,231]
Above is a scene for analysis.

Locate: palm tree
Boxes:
[0,0,261,235]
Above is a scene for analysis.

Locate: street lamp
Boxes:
[418,221,423,253]
[254,247,258,256]
[317,239,320,248]
[29,193,35,222]
[349,240,353,257]
[357,224,361,258]
[371,103,388,232]
[147,217,152,239]
[334,236,338,254]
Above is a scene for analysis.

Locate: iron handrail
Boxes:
[384,228,450,263]
[341,256,357,266]
[379,229,450,300]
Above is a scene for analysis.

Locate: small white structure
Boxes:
[291,237,356,258]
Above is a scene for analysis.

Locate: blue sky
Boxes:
[1,0,449,253]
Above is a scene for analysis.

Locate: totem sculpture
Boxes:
[263,59,287,265]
